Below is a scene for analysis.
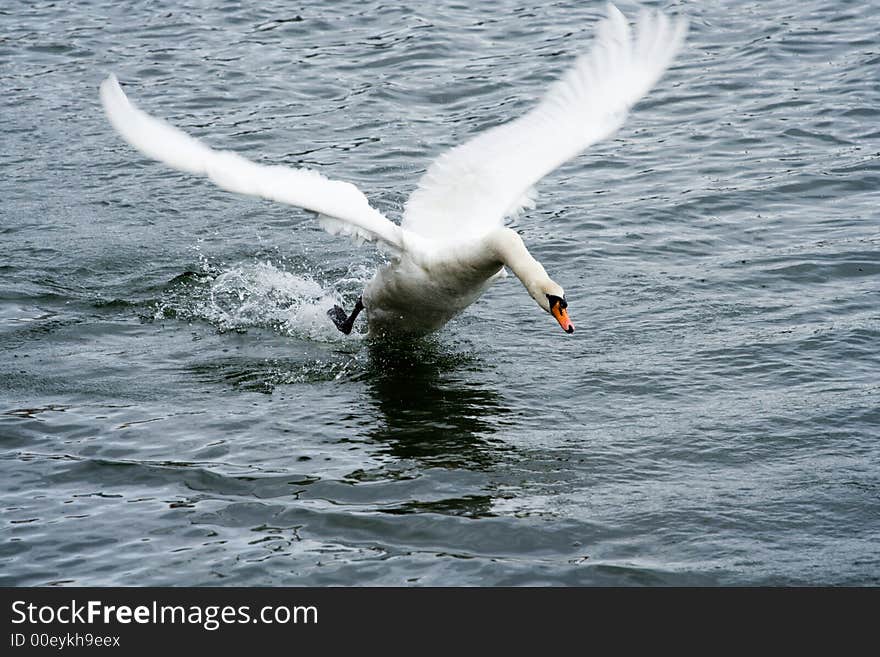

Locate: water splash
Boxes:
[155,259,370,342]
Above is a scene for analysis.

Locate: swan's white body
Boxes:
[363,246,505,336]
[100,4,686,338]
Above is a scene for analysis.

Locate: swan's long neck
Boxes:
[489,228,552,301]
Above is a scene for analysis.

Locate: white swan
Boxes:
[100,3,686,338]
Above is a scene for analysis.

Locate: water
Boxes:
[1,0,878,586]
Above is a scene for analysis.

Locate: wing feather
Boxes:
[99,75,403,251]
[402,3,687,242]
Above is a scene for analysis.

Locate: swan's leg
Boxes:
[328,296,364,335]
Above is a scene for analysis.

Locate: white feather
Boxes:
[402,3,687,242]
[99,4,687,338]
[99,74,403,252]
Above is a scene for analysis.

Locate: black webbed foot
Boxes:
[327,297,364,335]
[327,305,349,332]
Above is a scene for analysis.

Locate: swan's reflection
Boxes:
[355,337,511,472]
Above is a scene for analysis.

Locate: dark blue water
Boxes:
[2,0,878,586]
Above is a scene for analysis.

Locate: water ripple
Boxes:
[1,0,878,586]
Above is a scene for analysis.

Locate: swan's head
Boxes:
[532,280,574,334]
[492,229,575,334]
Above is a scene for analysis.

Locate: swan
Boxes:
[99,3,686,338]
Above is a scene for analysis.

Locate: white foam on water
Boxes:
[157,259,370,342]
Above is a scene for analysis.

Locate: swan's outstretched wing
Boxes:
[100,75,403,251]
[402,3,687,242]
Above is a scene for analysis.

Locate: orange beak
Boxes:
[551,302,574,334]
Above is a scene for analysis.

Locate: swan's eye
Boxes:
[546,294,567,310]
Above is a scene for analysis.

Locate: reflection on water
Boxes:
[357,337,512,471]
[181,328,512,473]
[382,494,496,518]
